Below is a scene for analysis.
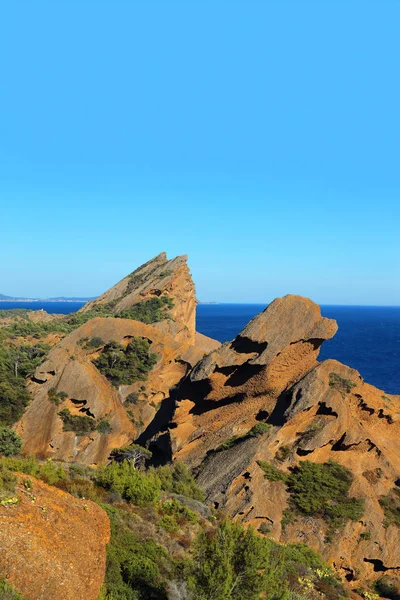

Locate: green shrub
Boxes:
[379,488,400,528]
[110,444,152,467]
[118,297,174,324]
[286,461,364,529]
[0,580,25,600]
[258,461,288,482]
[58,408,96,435]
[154,462,205,502]
[48,388,68,406]
[96,460,161,506]
[102,505,170,600]
[96,419,112,434]
[93,338,157,387]
[0,464,17,500]
[0,456,66,486]
[0,427,22,456]
[85,337,105,348]
[0,342,50,426]
[158,513,179,533]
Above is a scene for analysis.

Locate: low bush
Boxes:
[96,460,161,506]
[154,462,205,502]
[118,297,174,324]
[101,505,171,600]
[287,461,364,529]
[258,461,288,482]
[93,338,157,387]
[0,580,25,600]
[58,408,96,435]
[0,427,22,456]
[48,388,68,406]
[379,488,400,528]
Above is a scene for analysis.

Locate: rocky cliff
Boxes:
[16,253,219,465]
[162,294,400,589]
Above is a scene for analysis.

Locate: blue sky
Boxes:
[0,0,399,304]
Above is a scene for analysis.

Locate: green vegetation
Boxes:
[329,372,356,396]
[379,487,400,528]
[0,427,22,456]
[118,297,174,323]
[0,579,25,600]
[0,342,50,426]
[96,419,112,434]
[153,461,205,502]
[0,453,347,600]
[275,444,292,462]
[110,444,152,467]
[286,461,364,530]
[58,408,96,435]
[93,338,157,387]
[259,460,364,532]
[258,461,288,482]
[187,520,345,600]
[47,388,68,405]
[85,337,105,349]
[102,505,171,600]
[0,463,17,502]
[96,461,162,506]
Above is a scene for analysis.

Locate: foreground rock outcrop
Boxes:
[0,475,109,600]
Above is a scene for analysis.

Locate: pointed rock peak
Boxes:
[80,252,197,337]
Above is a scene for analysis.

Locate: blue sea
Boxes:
[1,302,399,394]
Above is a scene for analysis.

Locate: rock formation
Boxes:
[162,294,400,589]
[0,474,109,600]
[80,252,197,340]
[12,255,400,590]
[16,253,219,464]
[168,295,337,465]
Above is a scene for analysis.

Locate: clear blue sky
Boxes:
[1,0,399,304]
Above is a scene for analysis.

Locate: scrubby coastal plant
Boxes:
[0,427,22,456]
[93,338,157,387]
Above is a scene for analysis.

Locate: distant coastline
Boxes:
[0,297,93,303]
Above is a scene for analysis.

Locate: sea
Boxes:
[1,301,399,395]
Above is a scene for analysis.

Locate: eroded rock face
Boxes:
[169,295,337,466]
[193,360,400,587]
[0,475,109,600]
[80,252,197,340]
[17,253,219,464]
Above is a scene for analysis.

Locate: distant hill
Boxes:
[0,294,96,302]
